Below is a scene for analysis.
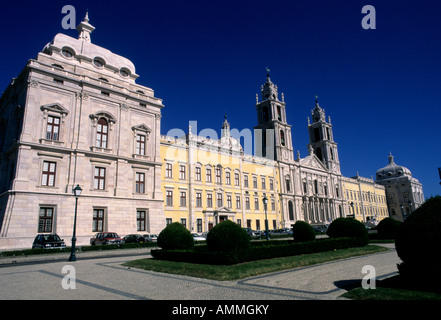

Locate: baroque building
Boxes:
[0,15,165,249]
[0,17,393,249]
[375,153,424,221]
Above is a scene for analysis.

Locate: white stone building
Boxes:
[375,153,425,221]
[0,15,165,249]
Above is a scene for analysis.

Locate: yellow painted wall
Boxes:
[160,138,280,233]
[342,177,388,223]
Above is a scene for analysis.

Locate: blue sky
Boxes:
[1,0,440,197]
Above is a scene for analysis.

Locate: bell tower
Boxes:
[255,73,294,162]
[307,97,340,174]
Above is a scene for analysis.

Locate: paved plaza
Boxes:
[0,244,400,300]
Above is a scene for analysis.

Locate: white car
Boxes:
[192,233,206,242]
[143,234,158,242]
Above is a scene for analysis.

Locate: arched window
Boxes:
[280,130,285,146]
[315,147,323,161]
[285,176,291,192]
[288,201,294,220]
[96,118,108,148]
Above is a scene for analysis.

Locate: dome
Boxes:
[376,153,412,180]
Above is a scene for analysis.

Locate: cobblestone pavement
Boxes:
[0,244,400,300]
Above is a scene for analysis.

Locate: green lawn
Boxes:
[123,245,388,281]
[341,275,441,300]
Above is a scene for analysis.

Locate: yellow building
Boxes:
[341,175,388,225]
[160,117,280,233]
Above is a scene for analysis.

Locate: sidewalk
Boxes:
[0,246,154,265]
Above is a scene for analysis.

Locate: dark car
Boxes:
[123,234,145,243]
[90,232,123,245]
[32,234,66,249]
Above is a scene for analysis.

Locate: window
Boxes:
[180,218,187,228]
[166,190,173,206]
[93,58,104,68]
[269,178,274,190]
[42,161,56,187]
[245,197,250,209]
[179,165,186,180]
[215,166,222,184]
[180,191,186,207]
[286,177,291,192]
[166,218,173,225]
[244,175,249,188]
[227,195,232,208]
[256,219,261,230]
[253,176,258,189]
[217,193,223,207]
[195,167,201,181]
[136,134,146,155]
[137,210,147,231]
[303,181,307,194]
[196,193,202,207]
[38,207,54,232]
[120,68,129,77]
[197,219,203,233]
[46,116,60,141]
[207,193,213,208]
[280,130,285,146]
[271,199,276,211]
[62,48,74,58]
[261,177,266,190]
[96,118,108,148]
[93,209,105,232]
[206,168,212,183]
[254,198,259,210]
[94,167,106,190]
[235,173,240,186]
[314,180,318,194]
[236,196,241,209]
[165,163,173,178]
[135,172,145,194]
[225,172,231,185]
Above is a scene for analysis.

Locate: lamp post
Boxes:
[262,196,269,241]
[69,184,82,262]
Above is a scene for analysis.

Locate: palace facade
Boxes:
[0,16,394,249]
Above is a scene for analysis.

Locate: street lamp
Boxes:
[262,196,269,241]
[69,184,82,262]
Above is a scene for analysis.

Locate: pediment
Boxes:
[40,103,69,115]
[132,123,152,133]
[90,110,116,123]
[216,207,236,214]
[300,154,328,171]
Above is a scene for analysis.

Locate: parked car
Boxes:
[32,234,66,249]
[90,232,123,246]
[192,233,206,242]
[143,234,158,242]
[123,234,145,243]
[311,224,328,234]
[243,227,258,238]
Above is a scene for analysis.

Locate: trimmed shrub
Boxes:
[376,217,402,239]
[157,222,194,251]
[327,217,368,246]
[292,221,316,242]
[395,196,441,291]
[206,220,250,255]
[151,237,368,265]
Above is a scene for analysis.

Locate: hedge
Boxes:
[151,237,368,265]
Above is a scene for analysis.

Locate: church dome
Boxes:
[376,153,412,180]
